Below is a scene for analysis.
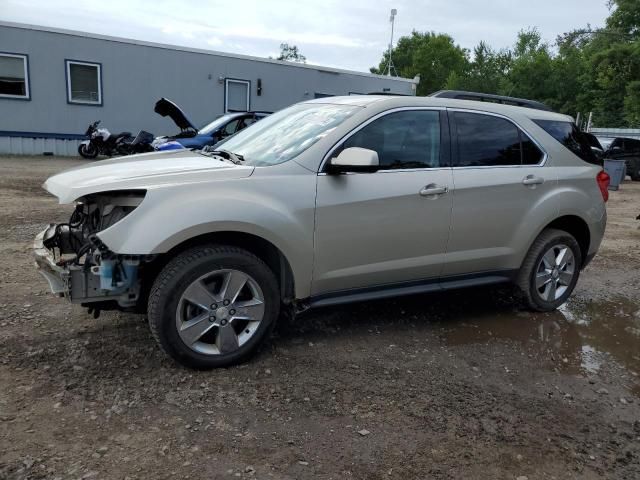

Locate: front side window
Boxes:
[454,112,543,167]
[214,103,360,166]
[533,120,597,165]
[66,60,102,105]
[339,110,441,170]
[221,119,240,136]
[0,53,29,99]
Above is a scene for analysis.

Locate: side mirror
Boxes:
[327,147,379,174]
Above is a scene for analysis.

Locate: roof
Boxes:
[0,21,418,84]
[305,95,574,121]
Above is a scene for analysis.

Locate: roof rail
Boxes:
[366,92,411,96]
[429,90,553,112]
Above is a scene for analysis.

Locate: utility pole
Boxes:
[384,9,398,77]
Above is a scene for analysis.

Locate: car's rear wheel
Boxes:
[517,229,582,312]
[148,245,279,369]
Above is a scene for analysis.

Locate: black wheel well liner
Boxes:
[542,215,591,267]
[140,232,296,309]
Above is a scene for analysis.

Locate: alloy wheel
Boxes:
[535,244,576,302]
[175,269,265,355]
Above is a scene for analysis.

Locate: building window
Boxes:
[66,60,102,105]
[0,53,30,99]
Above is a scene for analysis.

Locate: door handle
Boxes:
[522,175,544,186]
[419,184,449,197]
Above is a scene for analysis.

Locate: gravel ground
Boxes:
[1,156,639,480]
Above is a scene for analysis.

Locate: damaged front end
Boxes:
[34,190,152,314]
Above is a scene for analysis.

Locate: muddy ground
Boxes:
[0,155,639,480]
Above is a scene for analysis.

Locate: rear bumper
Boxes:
[584,208,607,269]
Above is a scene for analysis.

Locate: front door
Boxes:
[312,109,453,295]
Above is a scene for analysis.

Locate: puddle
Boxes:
[442,297,640,381]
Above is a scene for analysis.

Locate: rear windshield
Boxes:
[533,120,599,165]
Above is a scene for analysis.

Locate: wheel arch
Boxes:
[141,231,297,308]
[538,215,591,268]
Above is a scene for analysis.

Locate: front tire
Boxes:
[517,229,582,312]
[148,245,280,369]
[78,143,98,159]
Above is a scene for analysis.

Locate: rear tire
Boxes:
[148,245,280,369]
[517,229,582,312]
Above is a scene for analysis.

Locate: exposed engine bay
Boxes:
[35,190,151,315]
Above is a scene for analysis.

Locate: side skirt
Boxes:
[302,271,517,310]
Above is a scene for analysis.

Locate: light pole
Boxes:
[385,8,398,77]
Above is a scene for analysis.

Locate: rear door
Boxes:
[312,109,453,295]
[443,110,550,276]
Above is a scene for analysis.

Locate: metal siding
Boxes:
[0,137,80,156]
[590,128,640,140]
[0,24,415,155]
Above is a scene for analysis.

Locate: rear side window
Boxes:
[533,120,598,165]
[341,110,441,170]
[453,112,544,167]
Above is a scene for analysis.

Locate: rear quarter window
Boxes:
[533,120,599,165]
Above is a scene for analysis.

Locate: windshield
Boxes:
[214,103,360,166]
[199,115,236,135]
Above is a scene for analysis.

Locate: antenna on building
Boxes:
[384,9,398,77]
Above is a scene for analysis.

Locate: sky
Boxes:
[1,0,612,73]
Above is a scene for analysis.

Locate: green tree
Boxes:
[445,41,510,94]
[625,81,640,126]
[276,43,306,63]
[371,31,469,95]
[499,29,555,103]
[588,42,640,126]
[607,0,640,38]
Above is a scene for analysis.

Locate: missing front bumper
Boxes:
[33,226,140,308]
[34,226,69,296]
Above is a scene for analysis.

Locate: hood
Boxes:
[44,150,254,204]
[154,98,197,133]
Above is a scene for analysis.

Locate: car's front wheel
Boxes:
[517,229,582,312]
[148,245,280,369]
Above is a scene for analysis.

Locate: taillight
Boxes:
[597,171,610,202]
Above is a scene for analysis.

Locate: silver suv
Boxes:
[35,95,609,368]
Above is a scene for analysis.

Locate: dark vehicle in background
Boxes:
[117,130,155,156]
[153,98,270,150]
[605,137,640,181]
[78,121,154,159]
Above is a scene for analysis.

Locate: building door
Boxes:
[225,79,250,112]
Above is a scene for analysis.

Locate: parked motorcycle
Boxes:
[78,121,155,159]
[78,121,133,159]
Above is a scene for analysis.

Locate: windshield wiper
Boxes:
[198,148,244,165]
